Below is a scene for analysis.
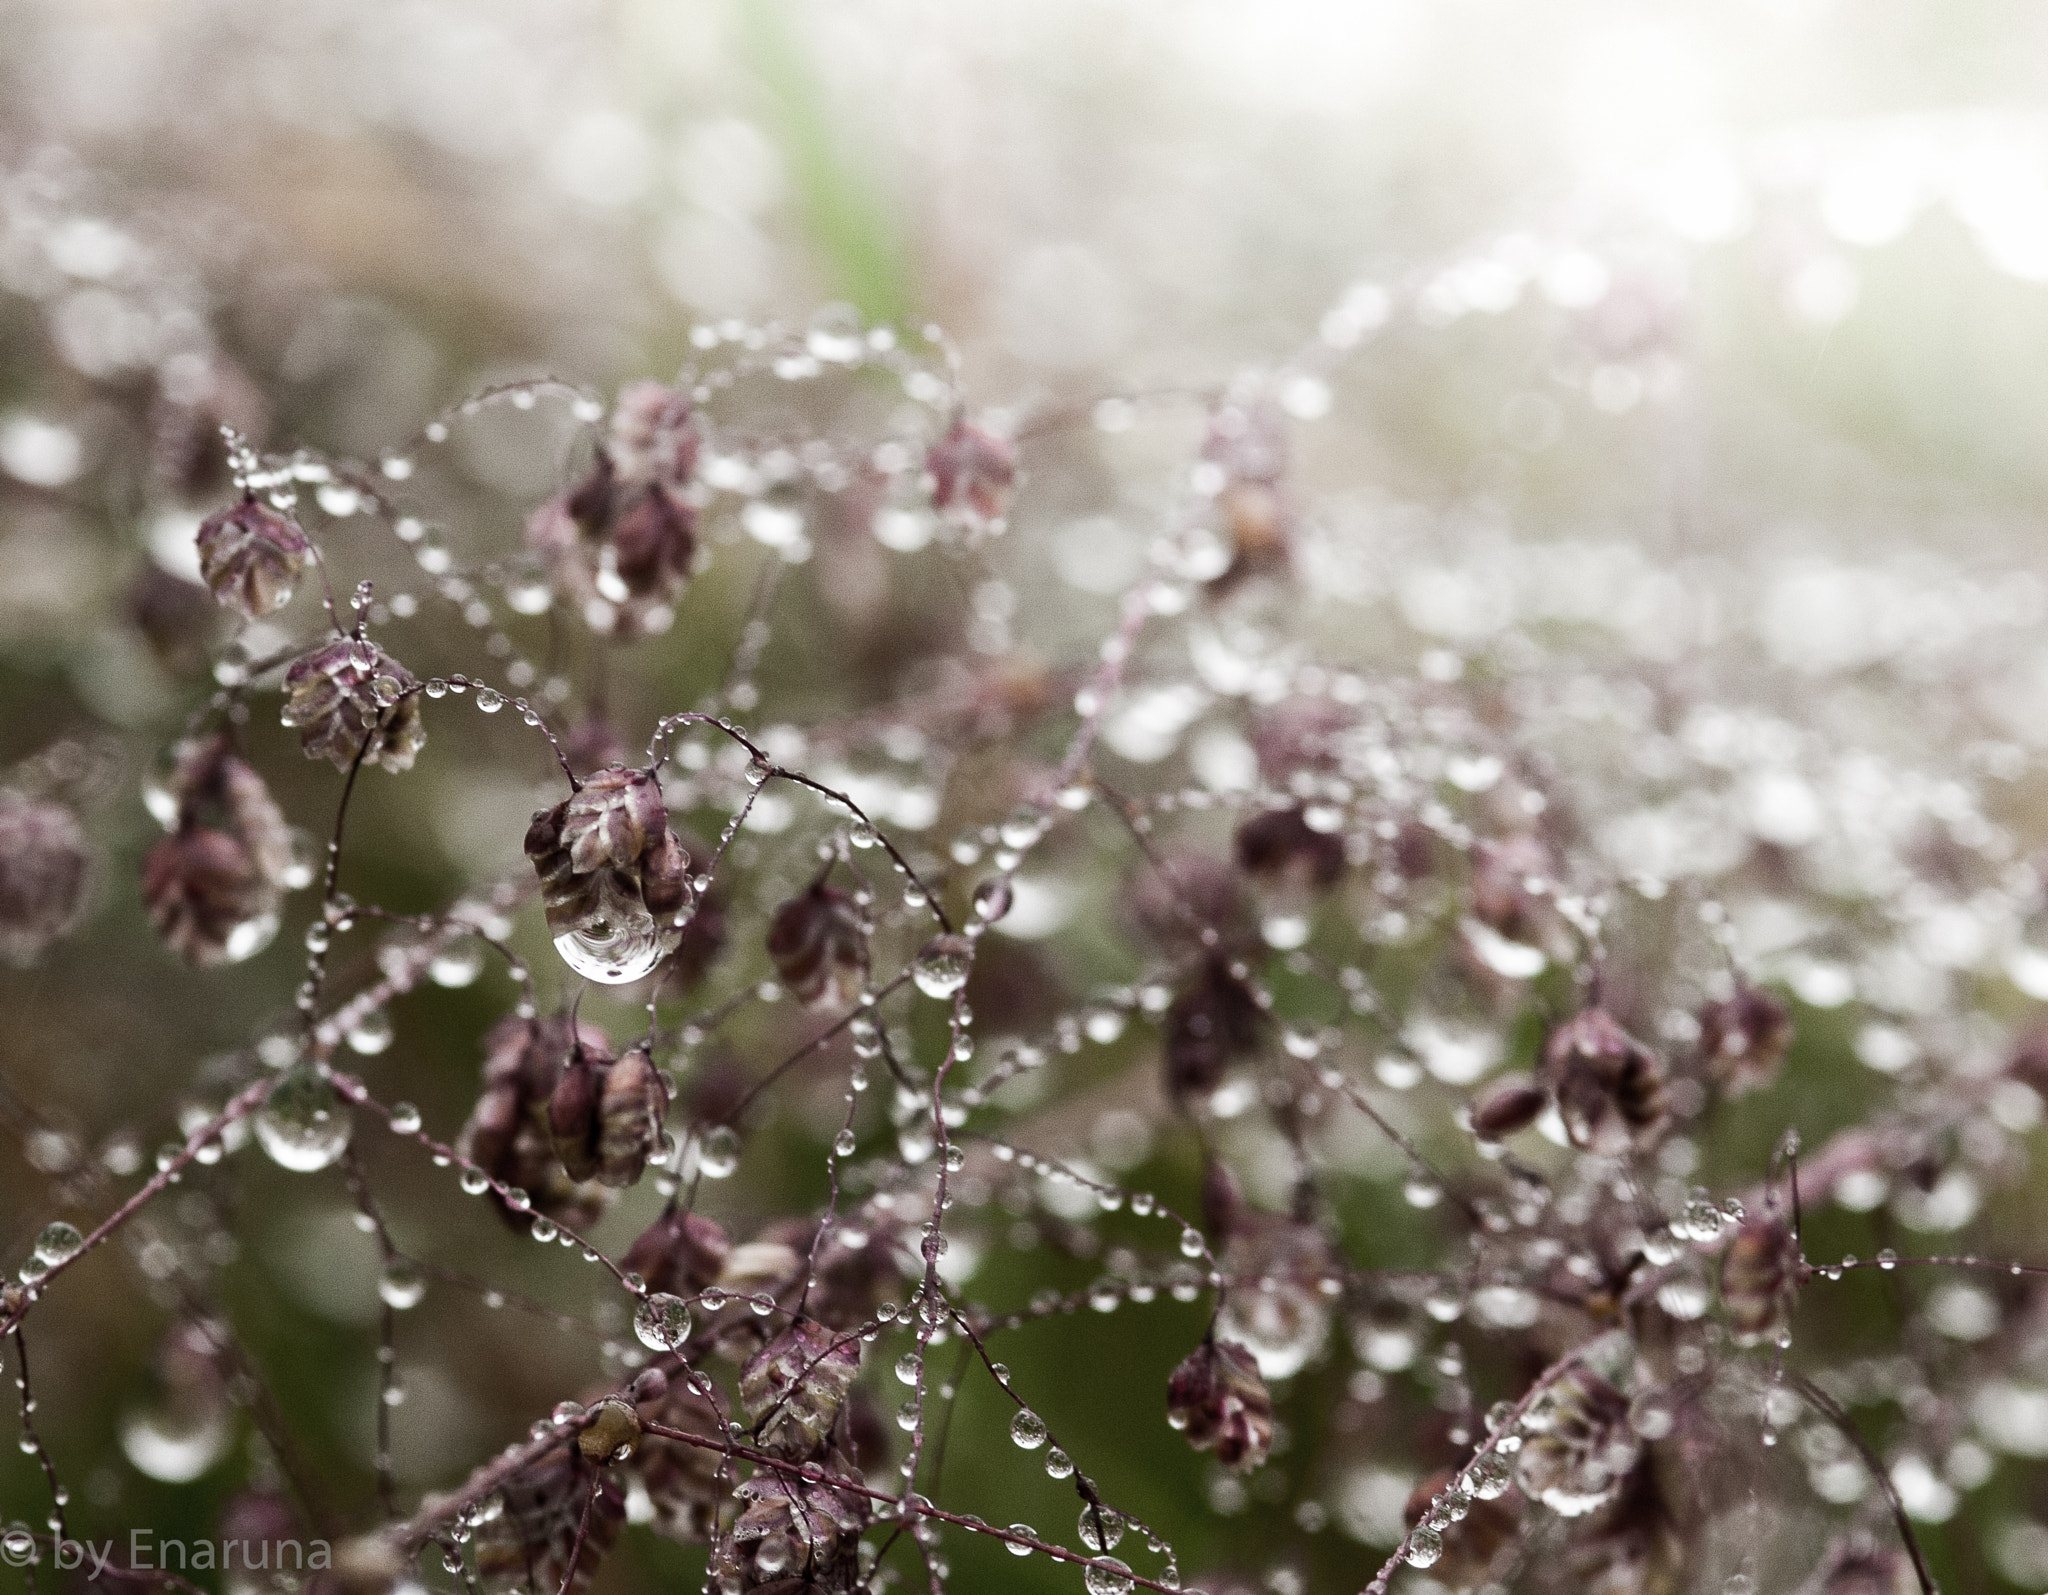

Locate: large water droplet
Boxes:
[1083,1557,1132,1595]
[346,1009,394,1055]
[428,938,484,988]
[1010,1409,1048,1449]
[221,910,280,964]
[551,874,680,985]
[379,1259,426,1310]
[256,1067,352,1172]
[913,935,971,999]
[972,877,1013,924]
[634,1293,693,1351]
[1077,1506,1124,1553]
[698,1125,741,1178]
[1404,1528,1443,1569]
[1465,1451,1512,1500]
[119,1404,230,1482]
[33,1222,82,1266]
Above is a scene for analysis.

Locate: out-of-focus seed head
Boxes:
[927,419,1017,529]
[624,1209,731,1299]
[765,881,866,1006]
[142,828,274,966]
[1165,1338,1273,1470]
[609,382,702,491]
[195,496,308,618]
[1807,1538,1911,1595]
[280,638,423,773]
[547,1046,605,1184]
[0,793,91,966]
[1200,1156,1246,1239]
[163,735,292,889]
[127,564,216,673]
[1234,805,1346,892]
[1515,1366,1639,1517]
[531,384,701,638]
[1202,395,1293,584]
[1469,833,1562,950]
[1697,984,1793,1097]
[1248,696,1354,783]
[1720,1213,1801,1345]
[609,486,697,596]
[1125,848,1256,958]
[1470,1072,1548,1142]
[1542,1004,1668,1155]
[461,1016,617,1229]
[1163,957,1268,1101]
[2006,1023,2048,1102]
[596,1045,668,1187]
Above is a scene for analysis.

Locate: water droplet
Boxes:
[1044,1446,1074,1478]
[1465,1451,1512,1500]
[1404,1528,1443,1569]
[1403,1177,1443,1209]
[346,1009,394,1055]
[834,1128,857,1158]
[1179,1228,1205,1258]
[913,936,972,999]
[1005,1528,1035,1556]
[390,1102,422,1135]
[1083,1556,1132,1595]
[33,1222,82,1266]
[634,1293,693,1351]
[281,828,319,891]
[119,1404,230,1483]
[429,938,484,988]
[550,873,681,985]
[1077,1506,1124,1553]
[1877,1248,1898,1270]
[475,688,504,713]
[699,1125,741,1179]
[460,1167,489,1195]
[1010,1409,1048,1449]
[379,1259,426,1310]
[256,1067,352,1172]
[972,878,1013,923]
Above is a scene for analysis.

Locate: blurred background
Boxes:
[12,2,2048,1593]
